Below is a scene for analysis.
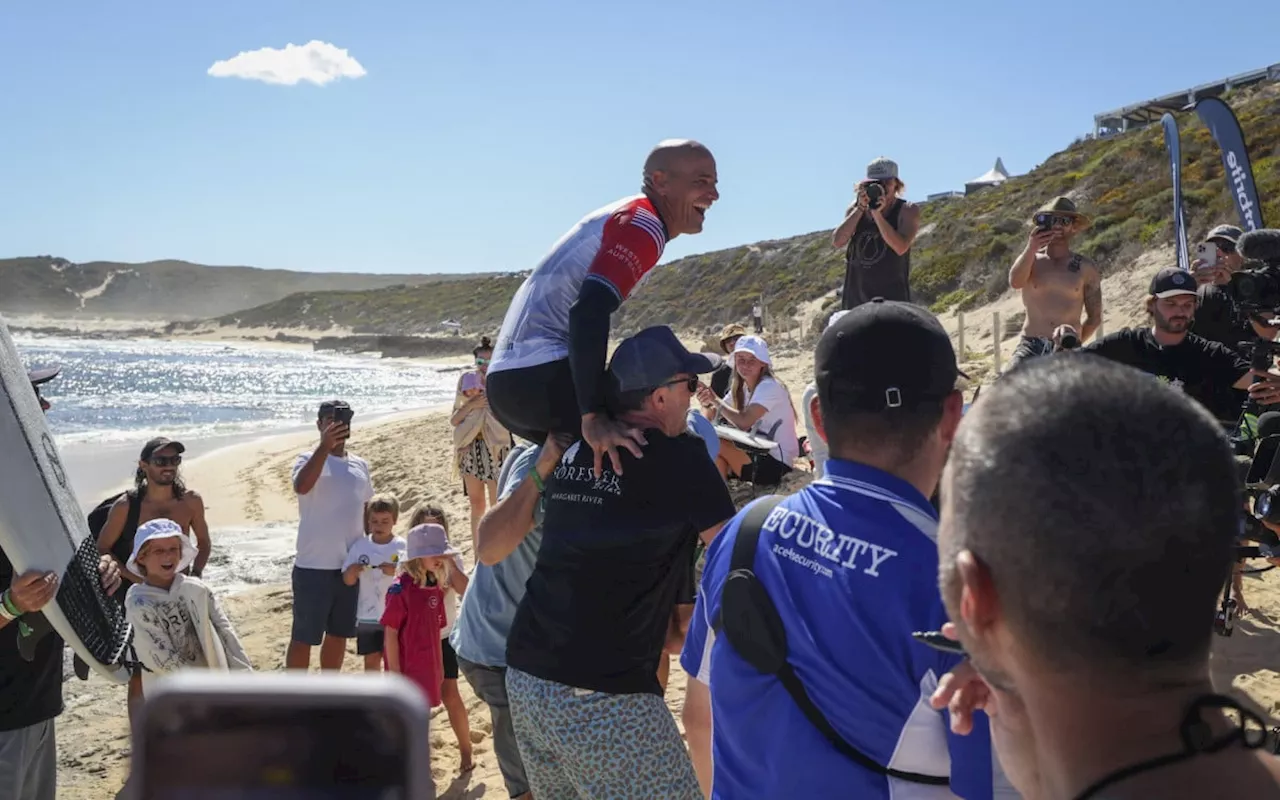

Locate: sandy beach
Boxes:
[46,331,1280,799]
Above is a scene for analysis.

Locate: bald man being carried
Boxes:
[487,139,720,476]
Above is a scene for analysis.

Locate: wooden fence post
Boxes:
[957,311,966,359]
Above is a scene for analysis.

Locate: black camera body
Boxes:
[1059,330,1080,350]
[1227,267,1280,309]
[864,181,885,211]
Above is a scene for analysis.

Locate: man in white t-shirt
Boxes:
[286,400,374,671]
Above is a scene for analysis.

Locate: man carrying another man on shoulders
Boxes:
[1005,196,1102,370]
[503,325,736,800]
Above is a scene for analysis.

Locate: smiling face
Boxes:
[647,145,719,237]
[138,537,184,584]
[734,351,767,384]
[141,445,182,487]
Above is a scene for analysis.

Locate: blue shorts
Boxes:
[290,567,358,645]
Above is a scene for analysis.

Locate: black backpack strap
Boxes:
[716,494,951,787]
[125,490,142,541]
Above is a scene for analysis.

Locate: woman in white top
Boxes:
[697,335,799,484]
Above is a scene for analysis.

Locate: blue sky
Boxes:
[1,1,1277,275]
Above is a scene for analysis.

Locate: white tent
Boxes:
[965,158,1010,195]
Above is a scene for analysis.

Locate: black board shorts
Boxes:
[486,358,582,445]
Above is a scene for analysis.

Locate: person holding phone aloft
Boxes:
[287,400,375,672]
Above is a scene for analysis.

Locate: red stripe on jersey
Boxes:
[584,199,667,301]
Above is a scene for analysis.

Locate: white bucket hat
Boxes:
[126,518,197,576]
[731,335,772,367]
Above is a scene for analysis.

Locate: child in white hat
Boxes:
[124,518,251,690]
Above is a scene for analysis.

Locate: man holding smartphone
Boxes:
[287,400,374,672]
[831,157,920,310]
[1005,196,1102,371]
[1190,224,1280,348]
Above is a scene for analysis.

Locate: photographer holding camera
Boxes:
[1005,197,1102,371]
[1071,267,1280,423]
[1191,224,1280,347]
[831,157,920,310]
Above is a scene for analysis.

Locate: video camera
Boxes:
[1225,229,1280,310]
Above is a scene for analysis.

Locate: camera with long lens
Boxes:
[864,181,885,210]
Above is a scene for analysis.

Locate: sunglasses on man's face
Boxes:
[149,455,182,467]
[661,376,699,393]
[1216,241,1237,254]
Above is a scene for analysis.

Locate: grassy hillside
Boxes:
[207,81,1280,336]
[0,257,473,320]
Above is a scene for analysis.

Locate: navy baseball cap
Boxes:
[1150,267,1197,299]
[608,326,721,394]
[140,437,186,461]
[816,299,967,413]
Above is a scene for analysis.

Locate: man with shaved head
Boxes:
[488,139,719,477]
[935,356,1280,799]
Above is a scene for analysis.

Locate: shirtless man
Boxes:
[96,436,209,736]
[1005,196,1102,370]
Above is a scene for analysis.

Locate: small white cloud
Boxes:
[207,40,366,87]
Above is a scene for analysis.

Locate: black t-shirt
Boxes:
[1083,327,1248,421]
[505,429,736,696]
[1194,284,1255,350]
[0,548,64,732]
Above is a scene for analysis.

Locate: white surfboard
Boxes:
[0,315,132,683]
[713,424,780,454]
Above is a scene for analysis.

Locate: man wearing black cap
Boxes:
[680,299,1012,799]
[1,366,122,800]
[1082,267,1280,422]
[503,325,735,800]
[96,435,209,736]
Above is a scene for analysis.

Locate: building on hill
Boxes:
[965,158,1010,196]
[1093,61,1280,137]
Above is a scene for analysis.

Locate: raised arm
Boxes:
[1009,228,1054,290]
[832,200,866,249]
[871,201,921,256]
[476,437,569,565]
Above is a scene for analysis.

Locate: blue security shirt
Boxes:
[450,444,544,668]
[681,459,1011,799]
